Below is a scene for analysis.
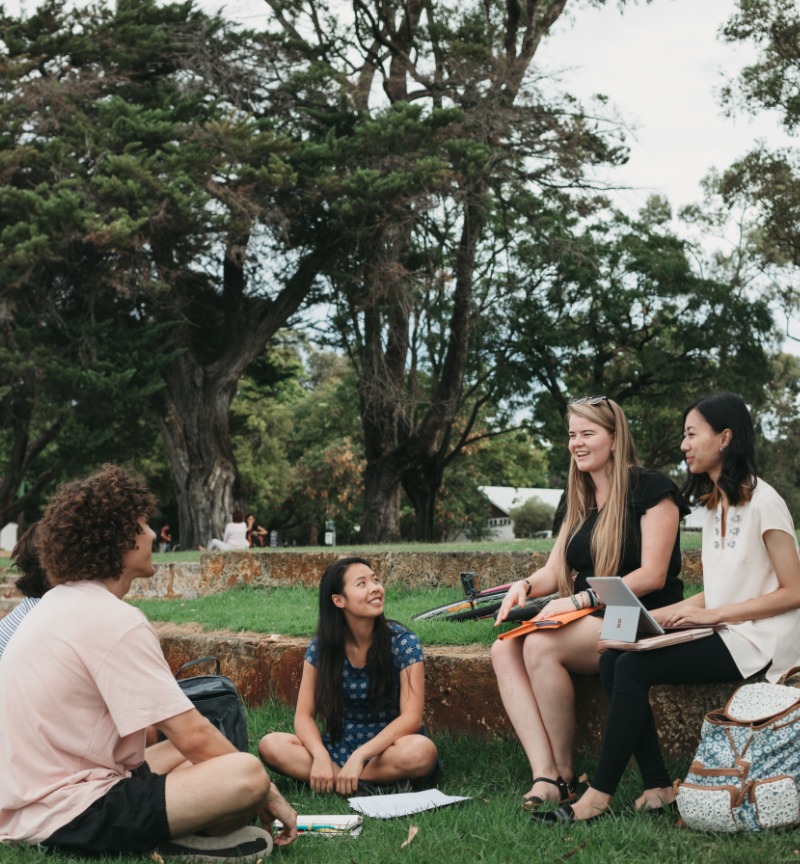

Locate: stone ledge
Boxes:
[129,549,703,600]
[0,550,701,606]
[154,621,737,762]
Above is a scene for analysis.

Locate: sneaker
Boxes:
[158,826,273,862]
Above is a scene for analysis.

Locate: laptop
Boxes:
[586,576,694,643]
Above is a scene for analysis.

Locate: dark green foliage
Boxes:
[510,497,556,538]
[721,0,800,132]
[503,199,775,476]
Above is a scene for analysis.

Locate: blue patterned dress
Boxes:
[305,621,425,766]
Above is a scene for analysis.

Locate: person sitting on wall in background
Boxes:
[0,524,52,660]
[0,465,297,859]
[246,514,268,549]
[258,556,439,796]
[492,396,687,811]
[203,510,249,552]
[533,392,800,826]
[158,523,172,553]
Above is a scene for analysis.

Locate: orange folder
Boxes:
[497,606,597,640]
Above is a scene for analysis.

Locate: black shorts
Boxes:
[41,762,170,855]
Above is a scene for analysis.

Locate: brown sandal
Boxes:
[522,775,578,811]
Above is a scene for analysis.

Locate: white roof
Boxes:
[479,486,564,516]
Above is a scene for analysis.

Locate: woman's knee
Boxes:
[396,736,439,777]
[491,637,521,673]
[257,732,290,768]
[604,651,653,697]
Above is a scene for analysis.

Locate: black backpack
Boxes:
[174,656,249,752]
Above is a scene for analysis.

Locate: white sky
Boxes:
[534,0,794,214]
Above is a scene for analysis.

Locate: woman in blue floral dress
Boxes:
[259,557,439,795]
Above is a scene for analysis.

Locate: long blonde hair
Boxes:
[557,398,639,597]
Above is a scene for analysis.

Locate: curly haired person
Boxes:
[0,465,296,861]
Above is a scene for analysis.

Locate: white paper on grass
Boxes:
[347,788,470,819]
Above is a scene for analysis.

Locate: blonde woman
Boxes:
[491,396,686,810]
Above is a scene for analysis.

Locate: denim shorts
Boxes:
[41,762,170,855]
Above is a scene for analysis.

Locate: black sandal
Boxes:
[522,775,578,811]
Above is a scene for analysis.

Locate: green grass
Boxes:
[6,700,800,863]
[132,585,534,646]
[131,581,704,647]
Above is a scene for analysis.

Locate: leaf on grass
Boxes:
[560,837,589,860]
[400,824,419,849]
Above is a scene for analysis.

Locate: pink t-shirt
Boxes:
[0,581,192,844]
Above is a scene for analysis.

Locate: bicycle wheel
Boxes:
[439,597,505,622]
[410,584,511,622]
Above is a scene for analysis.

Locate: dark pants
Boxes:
[590,634,743,794]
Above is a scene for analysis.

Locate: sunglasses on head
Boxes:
[571,395,608,406]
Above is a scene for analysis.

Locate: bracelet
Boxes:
[570,593,581,610]
[586,588,599,608]
[524,579,532,597]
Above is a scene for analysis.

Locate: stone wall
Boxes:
[1,548,703,606]
[154,620,737,762]
[2,548,717,761]
[126,548,703,600]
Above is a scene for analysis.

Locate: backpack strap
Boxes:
[778,666,800,687]
[175,656,221,679]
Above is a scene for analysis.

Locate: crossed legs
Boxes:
[258,732,438,790]
[146,740,271,838]
[491,615,603,803]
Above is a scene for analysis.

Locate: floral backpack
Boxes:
[676,667,800,832]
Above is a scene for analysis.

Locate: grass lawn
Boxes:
[131,579,705,647]
[7,533,798,861]
[5,700,799,863]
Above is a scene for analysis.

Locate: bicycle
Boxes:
[410,571,558,623]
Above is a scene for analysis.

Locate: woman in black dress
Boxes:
[492,396,686,810]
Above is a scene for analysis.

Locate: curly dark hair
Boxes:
[12,523,51,598]
[37,464,156,584]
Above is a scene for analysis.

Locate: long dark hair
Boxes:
[681,392,757,508]
[13,524,51,599]
[314,556,396,744]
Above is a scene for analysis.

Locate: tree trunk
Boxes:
[401,452,444,542]
[360,456,404,543]
[155,355,240,549]
[150,247,324,549]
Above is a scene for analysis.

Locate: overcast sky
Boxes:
[534,0,794,214]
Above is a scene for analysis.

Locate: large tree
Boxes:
[0,0,326,544]
[715,0,800,327]
[503,198,776,475]
[265,0,635,540]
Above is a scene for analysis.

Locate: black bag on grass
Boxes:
[174,656,249,752]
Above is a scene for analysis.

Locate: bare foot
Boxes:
[568,789,612,822]
[634,786,676,811]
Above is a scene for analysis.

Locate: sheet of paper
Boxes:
[347,788,470,819]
